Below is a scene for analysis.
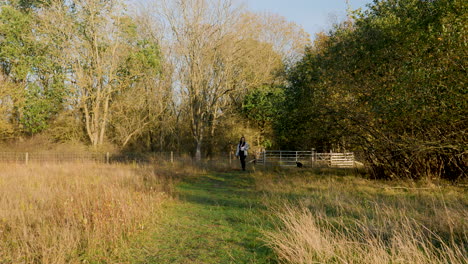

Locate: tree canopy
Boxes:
[0,0,465,180]
[276,0,467,180]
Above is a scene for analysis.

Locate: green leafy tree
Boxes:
[0,2,67,136]
[276,44,351,152]
[0,5,34,82]
[280,0,467,180]
[242,85,285,148]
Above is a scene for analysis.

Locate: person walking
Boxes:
[235,136,249,171]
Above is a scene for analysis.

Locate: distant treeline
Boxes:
[0,0,466,180]
[0,0,309,159]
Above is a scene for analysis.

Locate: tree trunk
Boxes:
[98,94,110,145]
[195,138,202,162]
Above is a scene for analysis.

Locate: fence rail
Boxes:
[0,152,182,164]
[0,151,355,168]
[0,151,237,165]
[257,150,355,168]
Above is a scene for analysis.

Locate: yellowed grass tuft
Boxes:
[0,163,170,263]
[258,170,468,264]
[265,204,467,264]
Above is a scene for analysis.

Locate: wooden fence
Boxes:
[256,150,355,168]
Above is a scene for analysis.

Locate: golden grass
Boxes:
[0,163,170,263]
[257,169,468,264]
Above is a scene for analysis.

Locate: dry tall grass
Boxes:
[0,163,170,263]
[258,169,468,264]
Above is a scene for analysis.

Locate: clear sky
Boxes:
[244,0,373,39]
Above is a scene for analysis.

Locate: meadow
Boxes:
[0,163,466,263]
[257,169,467,264]
[0,163,171,263]
[1,0,465,262]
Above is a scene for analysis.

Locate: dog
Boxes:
[296,161,303,168]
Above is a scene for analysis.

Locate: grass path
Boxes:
[129,171,277,264]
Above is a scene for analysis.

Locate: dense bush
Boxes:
[278,0,467,180]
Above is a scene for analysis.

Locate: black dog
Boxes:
[296,161,303,168]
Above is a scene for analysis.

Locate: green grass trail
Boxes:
[129,171,277,264]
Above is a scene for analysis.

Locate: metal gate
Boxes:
[256,150,355,168]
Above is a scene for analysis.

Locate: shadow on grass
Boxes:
[177,171,266,210]
[163,171,278,263]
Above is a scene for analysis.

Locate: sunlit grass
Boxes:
[256,168,468,264]
[0,163,171,263]
[1,163,465,263]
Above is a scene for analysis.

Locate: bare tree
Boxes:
[240,11,311,67]
[70,0,131,147]
[109,67,172,147]
[153,0,300,160]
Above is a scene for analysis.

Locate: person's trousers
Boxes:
[240,156,246,171]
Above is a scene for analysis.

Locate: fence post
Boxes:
[263,151,266,166]
[170,151,174,164]
[106,152,110,164]
[311,148,314,167]
[25,152,29,165]
[229,151,232,166]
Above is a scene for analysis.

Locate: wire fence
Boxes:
[0,151,358,169]
[0,151,236,166]
[257,150,356,168]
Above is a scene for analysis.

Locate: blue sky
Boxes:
[244,0,373,39]
[131,0,374,40]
